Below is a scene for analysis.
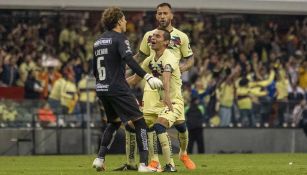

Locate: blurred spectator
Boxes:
[217,65,240,127]
[298,59,307,97]
[73,57,84,83]
[77,73,96,126]
[38,102,57,127]
[185,96,205,154]
[48,77,65,115]
[60,67,78,114]
[16,54,37,86]
[1,54,19,86]
[1,104,17,122]
[275,67,290,126]
[292,99,307,126]
[237,78,254,127]
[24,69,43,99]
[288,82,305,107]
[39,67,62,99]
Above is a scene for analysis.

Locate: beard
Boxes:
[159,20,171,28]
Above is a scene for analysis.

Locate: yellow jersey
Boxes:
[218,82,235,108]
[78,76,96,103]
[140,27,193,61]
[142,49,183,103]
[60,79,78,113]
[49,78,65,100]
[139,27,193,92]
[299,67,307,90]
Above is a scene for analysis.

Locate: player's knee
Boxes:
[153,123,166,135]
[175,122,187,133]
[125,123,136,133]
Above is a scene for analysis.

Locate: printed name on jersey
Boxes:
[96,83,109,92]
[124,40,132,54]
[94,38,112,47]
[95,48,108,56]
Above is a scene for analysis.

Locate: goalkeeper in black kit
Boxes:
[91,7,162,173]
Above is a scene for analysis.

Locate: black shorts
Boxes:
[98,94,143,123]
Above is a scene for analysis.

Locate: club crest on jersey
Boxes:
[94,38,112,47]
[149,60,163,77]
[168,36,181,49]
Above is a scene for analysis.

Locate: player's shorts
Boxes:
[98,94,143,123]
[143,91,184,128]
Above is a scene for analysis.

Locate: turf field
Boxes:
[0,154,306,175]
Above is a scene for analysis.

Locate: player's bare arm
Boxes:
[162,64,173,112]
[179,55,194,73]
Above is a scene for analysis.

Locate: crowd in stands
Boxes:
[0,10,307,128]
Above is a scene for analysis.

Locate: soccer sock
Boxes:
[154,123,174,167]
[175,123,189,155]
[132,118,149,165]
[98,122,121,159]
[125,125,137,166]
[147,128,159,162]
[157,132,175,166]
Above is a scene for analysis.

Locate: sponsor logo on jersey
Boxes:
[124,40,132,54]
[96,83,109,91]
[168,36,181,49]
[94,38,112,47]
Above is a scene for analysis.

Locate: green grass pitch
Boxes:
[0,154,306,175]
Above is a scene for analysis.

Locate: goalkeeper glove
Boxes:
[144,73,163,90]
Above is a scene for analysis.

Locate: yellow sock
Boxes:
[157,132,175,166]
[125,130,137,166]
[148,131,159,162]
[178,130,189,155]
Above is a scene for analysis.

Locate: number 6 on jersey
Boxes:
[97,56,106,81]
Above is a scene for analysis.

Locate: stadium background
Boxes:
[0,0,307,157]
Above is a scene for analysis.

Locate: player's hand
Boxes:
[163,95,173,112]
[144,73,163,90]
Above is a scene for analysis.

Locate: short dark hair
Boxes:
[157,27,171,41]
[102,7,124,30]
[156,3,172,10]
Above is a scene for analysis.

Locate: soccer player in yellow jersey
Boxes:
[128,28,181,172]
[116,3,196,171]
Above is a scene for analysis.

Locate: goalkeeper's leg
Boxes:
[93,122,121,171]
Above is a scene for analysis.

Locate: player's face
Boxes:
[151,30,168,51]
[156,6,173,29]
[118,16,127,32]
